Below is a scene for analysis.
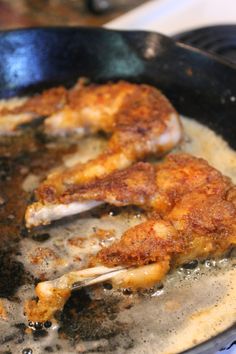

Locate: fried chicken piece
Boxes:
[25,154,236,322]
[94,154,235,267]
[95,192,236,268]
[60,161,157,206]
[38,82,181,199]
[152,153,232,214]
[25,162,156,227]
[25,81,182,227]
[25,153,230,227]
[59,153,230,207]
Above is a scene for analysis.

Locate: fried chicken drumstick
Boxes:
[25,154,236,322]
[18,80,182,227]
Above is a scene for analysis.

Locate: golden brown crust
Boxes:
[168,192,236,264]
[60,162,157,206]
[153,153,232,214]
[226,186,236,206]
[50,153,232,210]
[35,151,132,203]
[94,220,182,267]
[109,84,175,155]
[92,154,236,267]
[66,80,136,132]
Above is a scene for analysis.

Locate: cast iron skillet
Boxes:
[0,27,235,354]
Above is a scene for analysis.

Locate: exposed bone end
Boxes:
[24,286,71,323]
[25,200,103,228]
[25,271,79,322]
[112,260,170,289]
[24,266,126,322]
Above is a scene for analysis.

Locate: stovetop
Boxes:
[173,25,236,66]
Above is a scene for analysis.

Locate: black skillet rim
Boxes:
[0,25,236,71]
[0,26,235,354]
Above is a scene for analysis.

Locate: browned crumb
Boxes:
[24,288,71,323]
[29,247,60,265]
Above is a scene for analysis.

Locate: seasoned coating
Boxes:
[168,191,236,265]
[59,153,231,207]
[91,154,236,267]
[96,191,236,268]
[94,220,182,267]
[44,80,135,135]
[60,162,157,206]
[25,153,231,228]
[153,153,232,214]
[25,288,71,323]
[25,161,156,227]
[11,86,67,116]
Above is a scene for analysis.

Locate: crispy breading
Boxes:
[94,220,182,267]
[168,192,236,265]
[44,81,135,134]
[92,154,236,267]
[60,162,157,206]
[0,300,7,320]
[153,153,232,214]
[58,153,231,207]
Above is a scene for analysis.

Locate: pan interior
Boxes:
[0,115,235,354]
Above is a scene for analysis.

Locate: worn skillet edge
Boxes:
[0,26,236,94]
[0,26,236,70]
[181,322,236,354]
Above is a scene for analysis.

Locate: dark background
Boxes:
[0,0,149,29]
